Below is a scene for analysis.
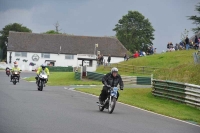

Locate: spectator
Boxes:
[169,42,173,49]
[139,50,144,56]
[172,47,175,51]
[189,41,194,49]
[154,48,157,54]
[97,54,101,66]
[150,46,154,54]
[100,54,104,65]
[185,36,189,50]
[175,43,179,51]
[133,51,139,58]
[199,37,200,50]
[179,41,184,50]
[124,54,127,61]
[167,42,170,49]
[146,47,151,55]
[107,54,111,66]
[194,35,199,50]
[143,51,146,56]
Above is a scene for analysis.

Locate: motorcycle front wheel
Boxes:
[38,80,43,91]
[40,81,43,91]
[108,97,116,114]
[13,78,16,85]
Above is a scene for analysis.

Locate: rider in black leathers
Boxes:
[99,67,124,105]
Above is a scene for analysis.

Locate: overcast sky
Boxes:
[0,0,199,52]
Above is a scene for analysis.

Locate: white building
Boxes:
[7,31,128,71]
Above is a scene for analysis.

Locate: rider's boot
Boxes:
[99,96,103,106]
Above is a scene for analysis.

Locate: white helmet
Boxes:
[14,62,18,67]
[111,67,118,73]
[41,63,47,69]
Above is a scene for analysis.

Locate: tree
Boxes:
[44,21,62,34]
[44,30,61,34]
[188,3,200,33]
[0,23,32,60]
[181,29,189,41]
[54,21,62,33]
[113,11,155,53]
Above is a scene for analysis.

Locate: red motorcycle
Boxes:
[5,68,11,77]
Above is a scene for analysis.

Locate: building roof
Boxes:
[8,31,128,57]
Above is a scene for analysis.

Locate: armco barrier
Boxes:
[47,66,73,72]
[122,76,151,85]
[87,71,152,85]
[74,72,81,80]
[193,52,200,64]
[152,79,200,108]
[87,71,105,81]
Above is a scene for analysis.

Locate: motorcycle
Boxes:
[12,71,20,85]
[97,87,119,114]
[5,68,11,77]
[36,71,48,91]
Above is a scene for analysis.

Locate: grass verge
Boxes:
[25,72,102,86]
[75,88,200,124]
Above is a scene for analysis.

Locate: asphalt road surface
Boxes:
[0,71,199,133]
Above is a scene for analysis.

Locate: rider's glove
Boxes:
[106,85,111,88]
[120,87,123,90]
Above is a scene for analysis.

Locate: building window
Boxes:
[21,52,27,57]
[15,52,27,57]
[15,52,21,57]
[41,53,50,58]
[65,55,74,60]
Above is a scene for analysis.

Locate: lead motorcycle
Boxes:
[97,87,119,114]
[36,71,48,91]
[12,71,20,85]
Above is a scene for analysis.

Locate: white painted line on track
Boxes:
[71,89,200,128]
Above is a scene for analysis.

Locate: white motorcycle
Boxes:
[36,71,48,91]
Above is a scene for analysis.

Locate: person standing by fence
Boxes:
[124,54,127,61]
[107,54,111,66]
[185,36,190,50]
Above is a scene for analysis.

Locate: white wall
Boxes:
[86,60,97,72]
[7,51,124,71]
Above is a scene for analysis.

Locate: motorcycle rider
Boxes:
[36,63,50,86]
[10,62,21,82]
[99,67,124,105]
[5,67,10,75]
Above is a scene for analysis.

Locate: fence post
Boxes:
[151,74,153,85]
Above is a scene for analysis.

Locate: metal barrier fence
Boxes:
[47,66,73,72]
[103,63,160,74]
[152,79,200,108]
[87,71,152,85]
[193,52,200,64]
[87,71,105,81]
[74,72,81,80]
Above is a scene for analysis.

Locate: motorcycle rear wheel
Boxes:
[99,100,105,111]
